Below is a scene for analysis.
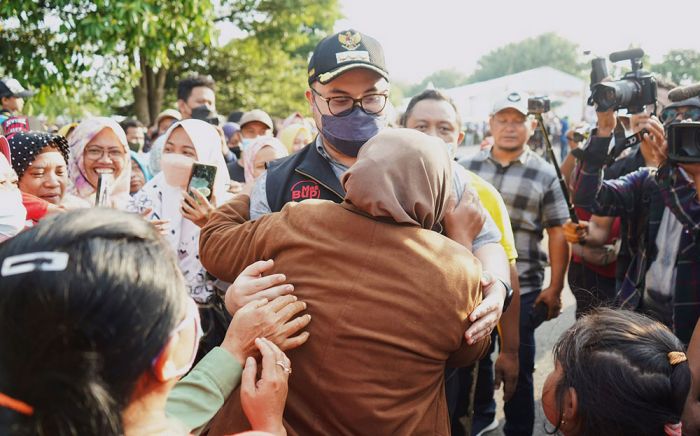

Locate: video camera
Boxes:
[665,83,700,163]
[527,96,550,115]
[589,48,657,114]
[668,122,700,163]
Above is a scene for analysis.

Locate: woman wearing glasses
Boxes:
[67,117,132,209]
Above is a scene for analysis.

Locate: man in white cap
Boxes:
[460,91,570,436]
[0,78,36,131]
[238,109,274,151]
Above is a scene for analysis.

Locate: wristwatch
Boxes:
[497,278,514,312]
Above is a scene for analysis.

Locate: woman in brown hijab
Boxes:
[199,128,489,436]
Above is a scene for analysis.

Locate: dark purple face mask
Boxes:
[320,108,386,157]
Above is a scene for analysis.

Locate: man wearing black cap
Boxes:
[0,78,36,133]
[241,28,510,380]
[249,29,391,216]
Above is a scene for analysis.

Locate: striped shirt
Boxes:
[460,147,570,294]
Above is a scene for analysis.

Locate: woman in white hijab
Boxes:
[130,119,231,304]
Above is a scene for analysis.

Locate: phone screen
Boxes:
[188,163,218,200]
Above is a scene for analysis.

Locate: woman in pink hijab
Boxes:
[243,136,288,184]
[68,117,131,209]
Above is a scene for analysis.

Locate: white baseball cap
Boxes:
[491,91,529,116]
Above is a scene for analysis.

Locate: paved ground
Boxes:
[487,275,576,436]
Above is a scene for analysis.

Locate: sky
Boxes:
[334,0,700,84]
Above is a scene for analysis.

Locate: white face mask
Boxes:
[0,188,26,239]
[160,153,194,189]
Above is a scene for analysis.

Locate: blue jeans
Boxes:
[472,290,539,436]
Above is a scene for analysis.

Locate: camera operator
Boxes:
[561,80,679,317]
[572,96,700,344]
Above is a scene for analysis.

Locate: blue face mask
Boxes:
[321,108,386,158]
[240,137,254,152]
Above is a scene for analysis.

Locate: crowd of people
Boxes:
[0,28,698,436]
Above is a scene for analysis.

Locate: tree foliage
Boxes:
[168,0,340,119]
[468,33,586,83]
[0,1,216,92]
[652,49,700,85]
[0,0,340,123]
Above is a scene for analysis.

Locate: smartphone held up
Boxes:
[188,162,218,201]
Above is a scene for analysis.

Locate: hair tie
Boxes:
[664,422,682,436]
[668,351,687,366]
[0,392,34,416]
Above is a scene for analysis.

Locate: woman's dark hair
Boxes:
[0,209,185,435]
[550,308,690,436]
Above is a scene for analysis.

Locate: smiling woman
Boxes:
[68,117,131,209]
[8,132,89,210]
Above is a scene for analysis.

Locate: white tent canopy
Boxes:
[440,66,588,122]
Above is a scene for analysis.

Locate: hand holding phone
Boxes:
[188,162,217,201]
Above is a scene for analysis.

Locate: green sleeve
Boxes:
[166,346,243,434]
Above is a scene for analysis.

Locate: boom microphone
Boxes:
[668,83,700,102]
[609,48,645,63]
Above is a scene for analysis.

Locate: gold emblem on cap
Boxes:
[308,68,315,77]
[338,31,361,51]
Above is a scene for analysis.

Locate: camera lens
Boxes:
[592,80,641,112]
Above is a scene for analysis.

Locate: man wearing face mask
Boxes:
[229,110,275,184]
[176,75,217,121]
[241,30,511,370]
[120,118,147,155]
[249,30,390,218]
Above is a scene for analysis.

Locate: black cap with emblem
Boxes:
[307,29,389,85]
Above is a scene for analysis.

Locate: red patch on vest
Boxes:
[291,180,321,200]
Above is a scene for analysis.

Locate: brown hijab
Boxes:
[342,128,452,230]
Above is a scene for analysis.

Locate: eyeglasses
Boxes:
[311,87,388,116]
[84,146,126,161]
[660,107,700,125]
[151,297,202,378]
